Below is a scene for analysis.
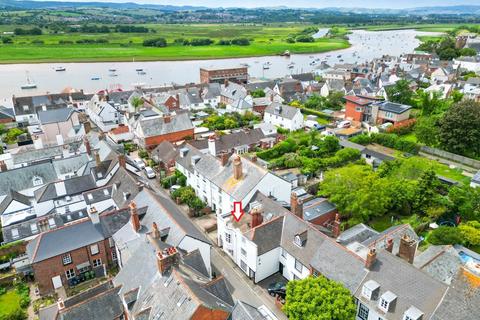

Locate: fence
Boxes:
[420,146,480,170]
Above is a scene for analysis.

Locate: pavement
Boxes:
[146,173,288,320]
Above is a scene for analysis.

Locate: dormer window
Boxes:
[32,176,43,187]
[362,280,380,301]
[403,306,424,320]
[294,231,307,247]
[379,291,397,313]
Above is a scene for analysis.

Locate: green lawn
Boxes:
[0,24,350,63]
[0,290,22,318]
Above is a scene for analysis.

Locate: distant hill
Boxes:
[1,0,480,15]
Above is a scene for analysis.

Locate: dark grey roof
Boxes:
[246,213,285,256]
[362,148,395,162]
[151,141,178,164]
[132,112,193,138]
[40,282,124,320]
[302,197,336,222]
[374,101,412,114]
[27,219,105,263]
[355,251,448,320]
[182,249,210,278]
[291,73,315,82]
[231,301,266,320]
[265,103,300,120]
[0,160,58,196]
[83,186,114,205]
[110,167,143,208]
[189,129,266,154]
[413,245,463,285]
[13,93,70,116]
[38,107,75,124]
[34,175,96,202]
[246,81,276,92]
[339,140,366,152]
[2,209,88,244]
[0,106,14,120]
[27,206,133,263]
[0,189,31,213]
[431,268,480,320]
[337,223,379,246]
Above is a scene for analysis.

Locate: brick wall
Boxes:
[345,101,364,122]
[33,239,114,295]
[143,128,194,150]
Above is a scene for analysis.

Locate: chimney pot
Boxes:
[83,136,92,156]
[397,234,417,264]
[220,152,229,166]
[118,153,126,169]
[332,213,341,238]
[94,151,101,167]
[129,201,141,233]
[152,222,160,239]
[233,155,243,180]
[250,207,263,228]
[385,238,394,253]
[365,248,377,270]
[290,192,303,219]
[0,161,7,172]
[156,247,179,275]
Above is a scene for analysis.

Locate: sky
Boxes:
[34,0,478,9]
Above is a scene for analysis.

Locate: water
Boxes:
[0,29,441,106]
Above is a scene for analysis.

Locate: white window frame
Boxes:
[108,237,115,248]
[62,253,72,265]
[112,251,117,260]
[90,244,99,255]
[93,258,102,268]
[65,268,75,279]
[225,233,231,244]
[294,258,303,272]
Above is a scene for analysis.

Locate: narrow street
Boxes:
[144,174,288,320]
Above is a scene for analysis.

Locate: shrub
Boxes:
[188,38,213,46]
[138,149,148,159]
[429,226,464,245]
[231,38,250,46]
[295,35,315,43]
[143,37,167,47]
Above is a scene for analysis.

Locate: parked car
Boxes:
[337,120,351,128]
[133,158,145,169]
[170,185,181,193]
[267,281,286,299]
[321,130,335,137]
[145,166,156,179]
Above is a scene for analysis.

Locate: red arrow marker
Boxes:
[231,201,244,222]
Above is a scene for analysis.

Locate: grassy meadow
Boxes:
[0,24,350,63]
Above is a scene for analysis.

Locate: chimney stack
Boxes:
[94,151,101,167]
[83,121,91,134]
[397,234,417,264]
[365,248,377,270]
[208,134,217,156]
[118,153,126,169]
[251,155,257,163]
[83,136,92,157]
[385,238,394,253]
[332,213,341,238]
[152,222,160,239]
[250,207,263,228]
[290,192,303,219]
[129,201,141,233]
[164,115,171,124]
[98,131,105,141]
[0,161,7,172]
[156,247,180,275]
[233,155,242,180]
[89,206,99,224]
[220,152,229,166]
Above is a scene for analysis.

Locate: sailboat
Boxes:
[21,72,37,89]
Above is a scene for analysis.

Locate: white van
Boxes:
[337,120,351,129]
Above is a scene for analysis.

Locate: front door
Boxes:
[279,262,284,275]
[52,275,63,289]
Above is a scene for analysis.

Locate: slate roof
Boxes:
[133,112,193,138]
[245,81,276,92]
[231,301,265,320]
[339,140,367,152]
[0,160,58,196]
[0,189,31,214]
[0,106,15,121]
[39,281,123,320]
[265,103,300,120]
[151,141,178,164]
[302,197,336,222]
[13,93,70,116]
[34,175,96,202]
[414,245,463,285]
[188,128,267,154]
[291,73,315,82]
[26,206,133,264]
[355,251,448,320]
[248,216,284,256]
[431,268,480,320]
[52,153,90,176]
[38,107,75,124]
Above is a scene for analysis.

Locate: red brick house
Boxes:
[26,205,142,295]
[344,95,380,123]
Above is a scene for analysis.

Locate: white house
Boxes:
[263,103,304,131]
[86,95,122,132]
[175,144,291,216]
[454,56,480,73]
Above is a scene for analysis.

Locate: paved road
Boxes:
[144,174,287,320]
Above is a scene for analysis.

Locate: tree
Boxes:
[143,37,167,47]
[386,80,414,105]
[438,100,480,157]
[414,169,441,215]
[429,226,464,245]
[458,221,480,247]
[283,276,356,320]
[131,96,143,109]
[251,89,265,98]
[319,165,391,223]
[448,185,480,221]
[417,90,446,116]
[414,116,440,147]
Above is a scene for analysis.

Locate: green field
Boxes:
[0,24,349,63]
